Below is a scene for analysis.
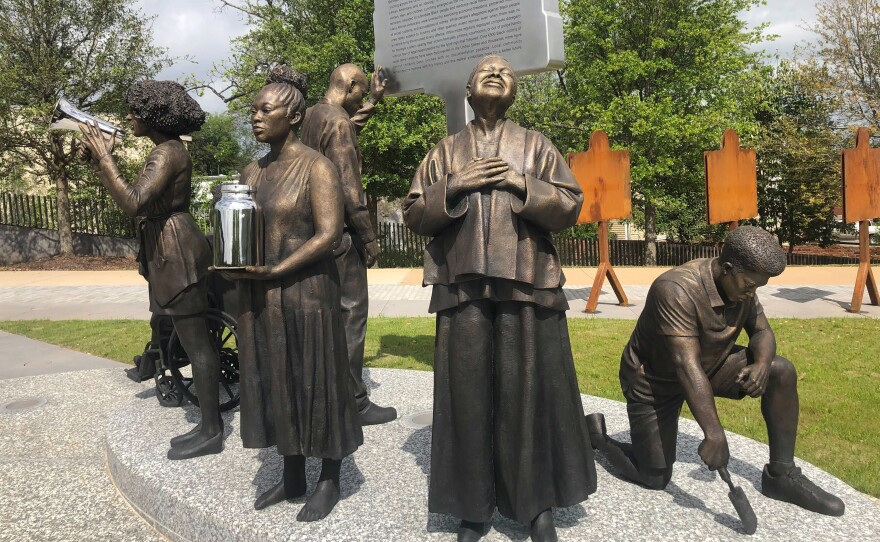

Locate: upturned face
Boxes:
[719,263,769,304]
[467,57,517,112]
[250,87,298,143]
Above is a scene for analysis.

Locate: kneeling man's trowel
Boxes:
[718,466,758,535]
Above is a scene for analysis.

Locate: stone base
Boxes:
[106,368,879,541]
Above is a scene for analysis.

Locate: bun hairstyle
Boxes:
[266,64,309,98]
[263,64,308,129]
[125,80,206,136]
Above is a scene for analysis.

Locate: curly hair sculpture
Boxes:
[720,225,787,277]
[125,80,206,136]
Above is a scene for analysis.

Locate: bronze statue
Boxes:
[403,55,597,542]
[219,66,363,521]
[300,63,397,425]
[587,225,845,516]
[78,81,223,460]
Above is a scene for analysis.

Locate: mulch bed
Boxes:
[791,244,880,259]
[0,255,139,271]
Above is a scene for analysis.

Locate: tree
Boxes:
[213,0,446,216]
[0,0,167,255]
[512,0,770,263]
[189,113,260,176]
[752,61,844,252]
[809,0,880,132]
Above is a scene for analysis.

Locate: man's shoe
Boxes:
[359,400,397,426]
[761,464,845,516]
[584,413,607,450]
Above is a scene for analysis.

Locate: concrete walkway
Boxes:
[0,331,126,380]
[1,266,879,321]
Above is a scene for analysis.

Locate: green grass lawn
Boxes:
[1,317,878,498]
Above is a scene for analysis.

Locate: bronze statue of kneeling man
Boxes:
[587,226,844,516]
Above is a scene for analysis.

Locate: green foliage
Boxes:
[215,0,447,200]
[809,0,880,132]
[510,0,771,250]
[751,62,845,250]
[555,224,599,239]
[0,0,168,251]
[189,113,259,176]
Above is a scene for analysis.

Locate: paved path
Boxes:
[0,331,126,380]
[1,267,879,320]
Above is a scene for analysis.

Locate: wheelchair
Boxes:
[128,273,240,412]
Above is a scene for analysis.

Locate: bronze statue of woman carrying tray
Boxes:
[219,66,363,522]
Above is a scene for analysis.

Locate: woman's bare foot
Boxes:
[530,509,557,542]
[457,520,486,542]
[254,455,307,510]
[296,478,340,521]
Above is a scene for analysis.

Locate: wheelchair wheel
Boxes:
[166,308,240,412]
[145,341,185,408]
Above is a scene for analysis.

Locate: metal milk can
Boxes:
[213,183,262,268]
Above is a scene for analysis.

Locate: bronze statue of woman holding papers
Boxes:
[79,80,223,461]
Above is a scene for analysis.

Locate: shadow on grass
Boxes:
[365,334,435,369]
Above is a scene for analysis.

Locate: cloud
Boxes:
[741,0,819,58]
[134,0,247,112]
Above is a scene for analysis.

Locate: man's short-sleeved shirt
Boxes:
[620,258,762,403]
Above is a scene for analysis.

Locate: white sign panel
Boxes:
[374,0,565,134]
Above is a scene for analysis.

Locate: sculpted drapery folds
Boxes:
[404,55,596,542]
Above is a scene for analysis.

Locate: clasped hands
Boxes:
[445,157,525,200]
[735,360,770,398]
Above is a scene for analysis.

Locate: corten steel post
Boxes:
[568,131,631,312]
[842,128,880,312]
[705,130,758,231]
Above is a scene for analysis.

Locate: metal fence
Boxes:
[3,191,877,267]
[0,192,137,238]
[375,222,880,267]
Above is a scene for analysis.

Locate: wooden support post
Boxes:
[849,220,879,312]
[585,221,629,313]
[728,221,738,232]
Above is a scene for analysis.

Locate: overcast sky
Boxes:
[136,0,822,114]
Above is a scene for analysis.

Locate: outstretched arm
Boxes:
[350,66,386,133]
